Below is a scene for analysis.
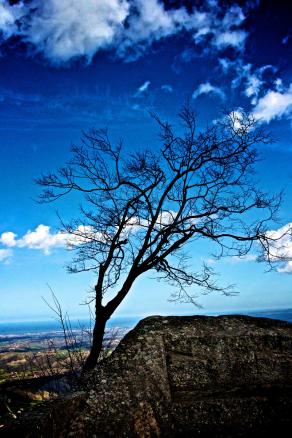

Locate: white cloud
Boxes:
[120,210,177,236]
[192,5,247,51]
[252,84,292,123]
[220,60,292,124]
[265,223,292,273]
[245,75,263,98]
[220,60,277,103]
[206,222,292,272]
[222,5,245,28]
[0,225,67,255]
[0,231,17,247]
[120,1,244,59]
[17,225,67,254]
[0,248,12,263]
[229,254,257,263]
[230,110,245,131]
[0,224,110,256]
[205,252,257,266]
[229,62,251,89]
[214,109,255,134]
[0,0,250,64]
[278,261,292,273]
[0,0,24,39]
[121,0,187,52]
[135,80,150,96]
[218,57,233,73]
[161,84,173,93]
[192,82,225,100]
[66,225,103,247]
[222,110,253,134]
[214,30,247,50]
[274,78,284,92]
[22,0,129,64]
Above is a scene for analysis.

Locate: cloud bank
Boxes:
[0,0,249,64]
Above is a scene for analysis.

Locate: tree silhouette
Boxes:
[37,106,282,371]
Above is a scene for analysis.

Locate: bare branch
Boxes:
[37,105,288,371]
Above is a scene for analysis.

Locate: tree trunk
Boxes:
[83,310,107,372]
[82,276,136,373]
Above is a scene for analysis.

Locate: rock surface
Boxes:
[5,315,292,437]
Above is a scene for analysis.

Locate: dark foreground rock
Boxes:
[4,315,292,437]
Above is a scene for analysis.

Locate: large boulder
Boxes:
[6,315,292,437]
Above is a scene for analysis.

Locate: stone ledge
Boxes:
[5,315,292,437]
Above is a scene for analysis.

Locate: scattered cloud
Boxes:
[192,82,225,100]
[0,214,177,259]
[282,35,289,45]
[221,60,277,102]
[278,261,292,273]
[0,248,12,263]
[245,75,263,99]
[0,82,159,128]
[218,57,292,125]
[135,80,151,96]
[0,87,42,105]
[206,223,292,272]
[161,84,173,93]
[218,57,233,73]
[0,0,251,65]
[252,84,292,123]
[192,4,247,51]
[229,254,258,263]
[205,253,258,266]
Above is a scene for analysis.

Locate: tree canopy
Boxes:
[37,106,283,371]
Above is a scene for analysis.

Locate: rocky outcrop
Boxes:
[5,315,292,437]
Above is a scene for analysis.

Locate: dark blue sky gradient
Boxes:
[0,0,291,321]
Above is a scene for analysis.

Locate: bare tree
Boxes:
[37,106,283,371]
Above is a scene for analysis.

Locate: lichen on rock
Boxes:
[5,315,292,437]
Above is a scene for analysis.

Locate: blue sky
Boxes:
[0,0,292,322]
